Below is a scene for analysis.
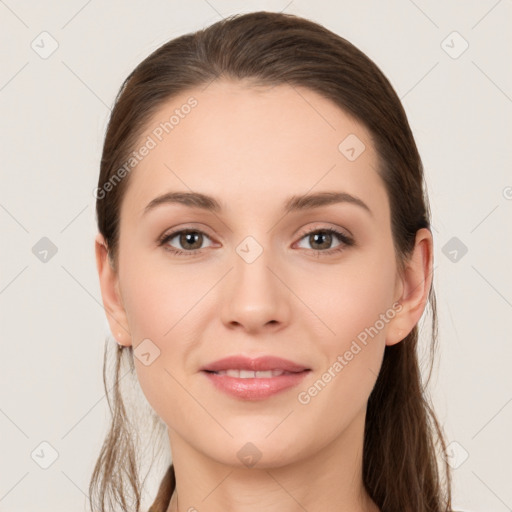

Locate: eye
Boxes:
[158,229,214,255]
[295,227,354,256]
[158,226,354,257]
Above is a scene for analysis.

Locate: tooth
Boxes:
[226,369,240,377]
[255,370,273,378]
[239,370,256,378]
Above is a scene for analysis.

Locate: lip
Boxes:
[202,370,310,400]
[200,355,311,400]
[200,355,310,373]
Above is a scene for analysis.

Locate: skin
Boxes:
[95,80,433,512]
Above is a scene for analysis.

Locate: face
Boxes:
[101,80,413,469]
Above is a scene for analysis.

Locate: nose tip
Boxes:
[221,251,289,333]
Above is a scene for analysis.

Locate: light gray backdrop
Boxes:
[1,1,511,511]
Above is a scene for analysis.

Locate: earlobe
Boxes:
[386,228,433,346]
[95,233,132,346]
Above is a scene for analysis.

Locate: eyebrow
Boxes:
[142,190,372,217]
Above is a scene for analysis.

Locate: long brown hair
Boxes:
[91,11,452,512]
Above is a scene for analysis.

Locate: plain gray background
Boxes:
[1,1,511,511]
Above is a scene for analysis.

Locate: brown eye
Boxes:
[177,231,204,250]
[159,229,213,254]
[296,228,353,254]
[308,230,334,250]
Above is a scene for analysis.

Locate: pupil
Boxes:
[182,232,201,249]
[312,231,331,249]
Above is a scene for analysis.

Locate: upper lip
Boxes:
[200,355,310,373]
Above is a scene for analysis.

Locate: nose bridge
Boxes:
[219,233,289,330]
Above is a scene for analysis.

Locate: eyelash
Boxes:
[158,226,354,258]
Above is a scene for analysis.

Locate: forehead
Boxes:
[121,80,388,220]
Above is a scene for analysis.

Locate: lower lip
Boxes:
[202,370,310,400]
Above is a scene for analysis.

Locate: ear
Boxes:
[95,233,132,347]
[386,228,433,346]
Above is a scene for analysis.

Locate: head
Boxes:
[91,11,451,512]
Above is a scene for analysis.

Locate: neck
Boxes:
[166,409,379,512]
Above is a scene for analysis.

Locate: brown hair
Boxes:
[91,11,452,512]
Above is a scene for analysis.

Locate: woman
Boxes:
[91,11,452,512]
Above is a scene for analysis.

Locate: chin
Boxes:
[212,433,310,470]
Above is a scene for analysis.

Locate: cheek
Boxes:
[119,260,209,429]
[297,247,398,346]
[119,251,209,342]
[295,247,397,397]
[294,277,395,438]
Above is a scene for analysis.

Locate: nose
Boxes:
[219,239,291,335]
